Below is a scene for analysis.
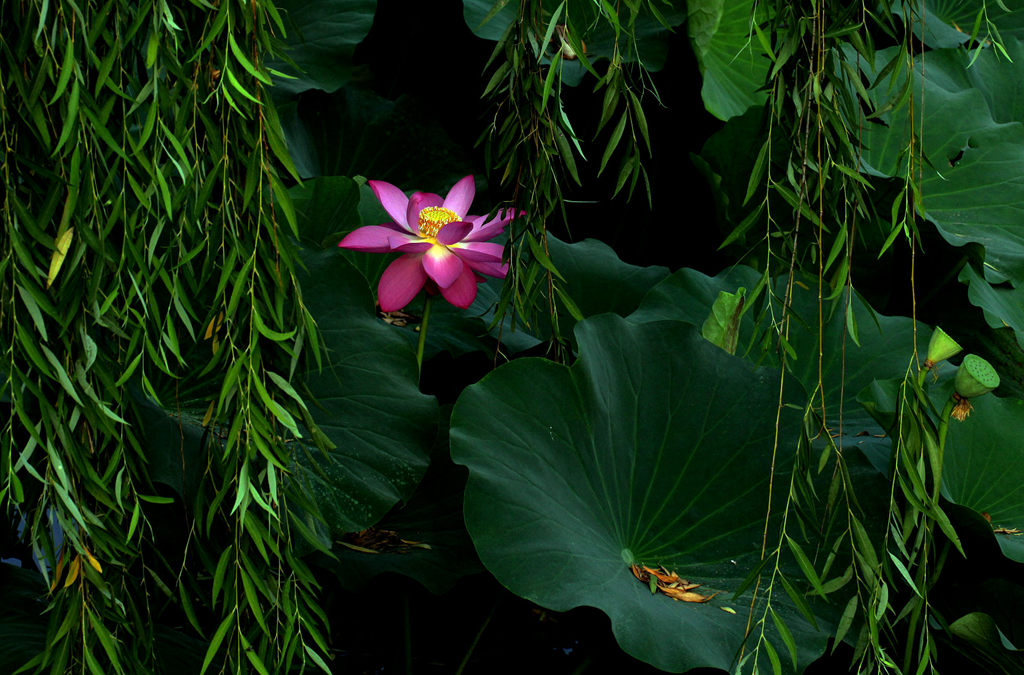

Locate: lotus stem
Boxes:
[416,294,433,379]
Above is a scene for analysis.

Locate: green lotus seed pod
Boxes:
[954,354,1000,399]
[926,327,962,365]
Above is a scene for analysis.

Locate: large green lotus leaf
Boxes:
[948,611,1024,672]
[901,0,1024,49]
[551,236,670,319]
[631,267,923,474]
[959,263,1024,351]
[269,0,376,95]
[858,39,1024,285]
[134,394,207,502]
[694,106,770,238]
[292,249,438,534]
[855,377,1024,561]
[632,267,919,415]
[943,395,1024,562]
[290,175,361,250]
[540,236,671,345]
[451,316,828,672]
[689,0,769,120]
[278,88,472,183]
[463,0,686,86]
[321,413,483,594]
[628,264,762,326]
[388,235,668,359]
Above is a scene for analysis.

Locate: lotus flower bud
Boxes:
[925,327,961,367]
[951,354,1000,421]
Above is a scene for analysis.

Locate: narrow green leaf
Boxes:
[53,79,80,154]
[240,634,271,675]
[833,595,858,649]
[538,2,565,60]
[554,128,581,185]
[770,608,798,669]
[17,286,48,341]
[786,536,827,597]
[778,573,817,628]
[540,51,562,112]
[228,32,272,84]
[629,90,650,154]
[224,63,262,105]
[527,234,565,281]
[200,611,235,674]
[303,643,333,674]
[763,637,783,675]
[212,545,233,604]
[599,110,628,176]
[49,41,77,104]
[87,607,123,671]
[41,345,83,405]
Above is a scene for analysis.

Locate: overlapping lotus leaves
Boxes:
[325,437,483,594]
[384,235,670,360]
[451,315,827,672]
[959,264,1024,351]
[688,0,769,119]
[858,39,1024,286]
[292,250,438,535]
[630,266,927,478]
[268,0,376,94]
[540,236,671,346]
[631,266,919,428]
[278,88,472,184]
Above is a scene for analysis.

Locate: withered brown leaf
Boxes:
[630,564,720,603]
[339,527,431,554]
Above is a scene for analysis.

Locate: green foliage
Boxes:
[471,0,677,356]
[5,0,1024,672]
[0,0,330,671]
[451,316,827,672]
[687,0,770,119]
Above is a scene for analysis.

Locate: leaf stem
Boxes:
[934,398,955,502]
[455,597,499,675]
[416,294,433,380]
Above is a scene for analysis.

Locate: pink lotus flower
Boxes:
[339,176,512,312]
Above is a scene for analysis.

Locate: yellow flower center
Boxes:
[418,206,460,239]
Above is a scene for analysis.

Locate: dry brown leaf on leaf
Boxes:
[994,527,1023,535]
[630,564,720,603]
[338,527,431,554]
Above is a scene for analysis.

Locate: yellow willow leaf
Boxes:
[201,400,215,427]
[203,311,224,340]
[83,548,103,574]
[49,549,67,592]
[63,554,81,588]
[47,227,75,289]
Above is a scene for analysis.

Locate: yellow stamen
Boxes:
[418,206,460,239]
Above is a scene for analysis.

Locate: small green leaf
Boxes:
[200,611,236,674]
[599,110,628,176]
